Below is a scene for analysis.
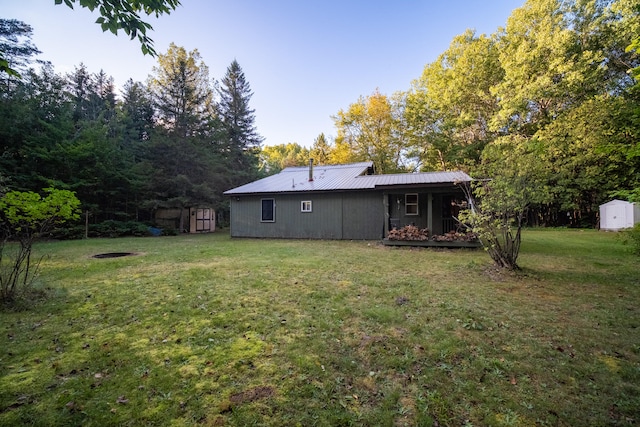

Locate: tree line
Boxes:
[1,19,262,233]
[262,0,639,228]
[1,0,638,234]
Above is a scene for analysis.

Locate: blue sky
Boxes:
[3,0,524,147]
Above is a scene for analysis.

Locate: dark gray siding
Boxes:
[342,192,385,239]
[230,191,384,239]
[387,192,429,230]
[229,187,465,240]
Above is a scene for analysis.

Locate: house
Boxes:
[599,199,640,231]
[223,161,473,241]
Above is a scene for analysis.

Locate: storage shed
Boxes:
[599,199,640,231]
[154,207,216,233]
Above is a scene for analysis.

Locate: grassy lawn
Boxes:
[1,229,638,426]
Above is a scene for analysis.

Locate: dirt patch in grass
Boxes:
[229,386,275,405]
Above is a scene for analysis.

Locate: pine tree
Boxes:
[0,19,41,87]
[148,43,214,137]
[217,59,263,177]
[142,45,226,226]
[119,79,155,144]
[310,133,332,165]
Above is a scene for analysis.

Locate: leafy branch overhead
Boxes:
[55,0,181,56]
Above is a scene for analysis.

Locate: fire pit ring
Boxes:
[92,252,136,259]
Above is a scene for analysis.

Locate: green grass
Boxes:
[1,229,638,426]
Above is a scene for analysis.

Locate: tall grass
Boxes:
[0,229,638,426]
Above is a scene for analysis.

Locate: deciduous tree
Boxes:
[406,30,502,171]
[333,90,407,173]
[490,0,606,134]
[56,0,181,56]
[460,135,550,269]
[259,143,309,174]
[0,188,80,303]
[535,95,640,224]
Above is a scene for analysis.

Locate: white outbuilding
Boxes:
[599,199,640,231]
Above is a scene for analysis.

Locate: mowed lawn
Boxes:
[0,229,638,426]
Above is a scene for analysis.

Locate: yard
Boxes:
[0,229,638,426]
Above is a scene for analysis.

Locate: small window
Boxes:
[301,200,312,212]
[405,193,418,215]
[261,199,275,222]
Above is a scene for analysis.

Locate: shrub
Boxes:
[161,227,179,236]
[622,223,640,255]
[89,221,152,238]
[48,225,85,240]
[0,188,80,303]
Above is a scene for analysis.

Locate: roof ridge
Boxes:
[354,170,465,178]
[282,161,373,172]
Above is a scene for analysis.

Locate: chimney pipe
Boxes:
[308,158,314,182]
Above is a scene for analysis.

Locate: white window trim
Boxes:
[405,193,419,216]
[301,200,312,213]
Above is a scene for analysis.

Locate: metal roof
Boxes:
[353,170,472,188]
[223,162,472,195]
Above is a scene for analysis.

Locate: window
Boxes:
[405,193,418,215]
[301,200,312,212]
[261,199,275,222]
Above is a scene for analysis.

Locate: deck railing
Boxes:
[442,218,457,233]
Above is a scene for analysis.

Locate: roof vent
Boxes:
[308,158,314,182]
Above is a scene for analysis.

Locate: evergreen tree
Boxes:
[0,65,74,191]
[141,44,227,228]
[119,79,155,144]
[310,133,332,165]
[148,43,214,137]
[0,19,41,88]
[65,64,117,125]
[111,81,155,221]
[141,130,225,230]
[217,59,263,181]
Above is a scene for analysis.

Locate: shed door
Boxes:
[605,205,626,230]
[196,208,212,232]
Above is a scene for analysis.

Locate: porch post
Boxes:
[383,192,389,238]
[427,192,433,232]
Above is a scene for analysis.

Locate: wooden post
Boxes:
[427,193,433,232]
[383,192,389,238]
